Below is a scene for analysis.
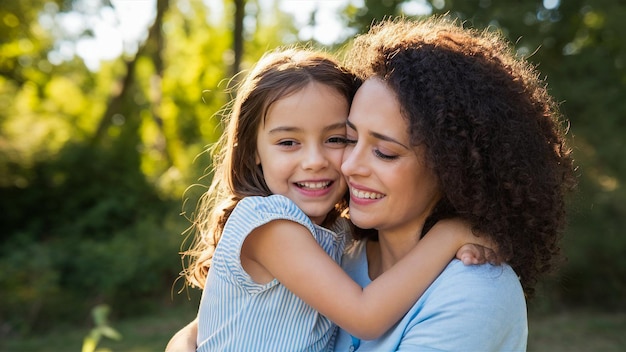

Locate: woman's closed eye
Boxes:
[374,149,399,160]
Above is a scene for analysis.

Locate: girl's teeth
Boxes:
[351,188,383,199]
[298,182,329,190]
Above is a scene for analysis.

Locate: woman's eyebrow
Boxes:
[371,131,410,150]
[346,119,357,130]
[346,119,410,150]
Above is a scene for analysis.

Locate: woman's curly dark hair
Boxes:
[344,16,577,298]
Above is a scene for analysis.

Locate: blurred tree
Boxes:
[0,0,304,334]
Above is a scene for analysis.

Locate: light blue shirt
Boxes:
[332,240,528,351]
[196,195,351,352]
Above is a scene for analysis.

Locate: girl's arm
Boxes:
[241,218,491,340]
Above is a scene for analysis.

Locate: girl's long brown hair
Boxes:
[182,47,357,289]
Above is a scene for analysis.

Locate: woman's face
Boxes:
[342,78,442,237]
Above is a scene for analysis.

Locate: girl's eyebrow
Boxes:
[346,119,410,150]
[268,126,300,134]
[268,121,347,134]
[325,121,348,132]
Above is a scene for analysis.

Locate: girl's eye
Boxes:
[374,149,398,160]
[328,136,348,145]
[277,140,298,147]
[344,138,357,145]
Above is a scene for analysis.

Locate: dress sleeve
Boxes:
[213,195,317,293]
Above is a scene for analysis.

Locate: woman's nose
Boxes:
[341,144,365,177]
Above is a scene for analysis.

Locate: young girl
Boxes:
[181,47,492,351]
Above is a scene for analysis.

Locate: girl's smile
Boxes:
[256,81,349,224]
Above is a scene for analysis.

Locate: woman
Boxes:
[167,16,576,351]
[332,16,576,350]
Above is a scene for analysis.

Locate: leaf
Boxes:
[82,336,97,352]
[100,326,123,340]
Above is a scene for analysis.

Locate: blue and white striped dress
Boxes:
[196,195,351,352]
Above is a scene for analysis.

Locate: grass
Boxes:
[0,302,198,352]
[527,310,626,352]
[2,305,625,351]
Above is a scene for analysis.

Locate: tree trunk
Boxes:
[233,0,245,77]
[91,0,171,148]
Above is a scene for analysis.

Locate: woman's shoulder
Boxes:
[401,261,527,350]
[427,260,526,308]
[440,261,522,287]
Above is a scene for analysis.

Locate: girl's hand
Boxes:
[432,218,502,266]
[456,243,500,266]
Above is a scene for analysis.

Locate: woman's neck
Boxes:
[366,230,421,280]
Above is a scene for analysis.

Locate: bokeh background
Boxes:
[1,0,625,350]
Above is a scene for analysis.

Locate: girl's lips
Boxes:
[294,180,335,197]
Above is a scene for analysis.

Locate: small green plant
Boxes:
[82,305,122,352]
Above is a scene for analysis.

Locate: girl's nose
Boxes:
[301,146,329,170]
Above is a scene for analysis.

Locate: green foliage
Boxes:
[0,201,184,333]
[344,0,405,34]
[0,0,295,336]
[0,119,182,334]
[82,305,122,352]
[1,302,200,351]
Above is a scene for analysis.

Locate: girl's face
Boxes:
[342,78,442,237]
[256,81,349,224]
